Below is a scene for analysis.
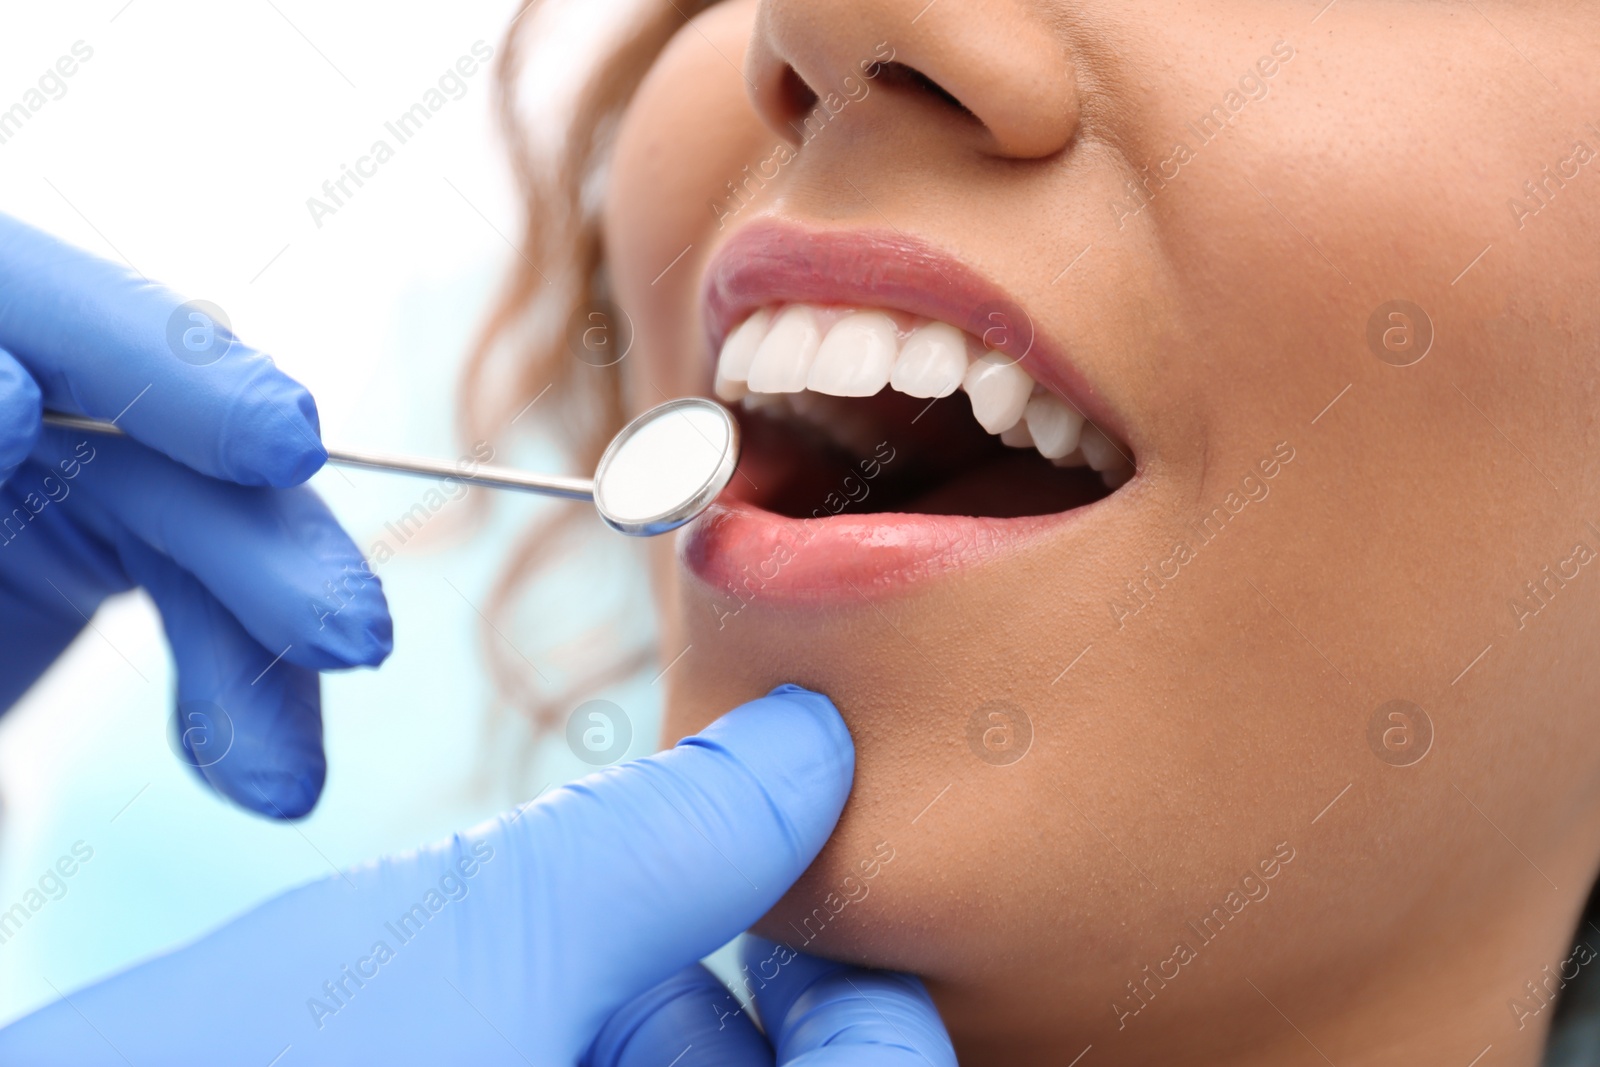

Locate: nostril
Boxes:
[743,0,1079,161]
[874,61,974,119]
[778,65,818,120]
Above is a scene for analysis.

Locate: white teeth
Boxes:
[715,377,749,402]
[740,390,788,414]
[1024,393,1084,460]
[747,305,822,393]
[999,421,1035,448]
[1051,448,1087,468]
[1075,423,1136,488]
[1078,423,1126,472]
[788,389,827,420]
[890,322,968,399]
[718,303,1134,490]
[962,352,1033,434]
[790,390,881,454]
[713,308,772,400]
[807,311,898,396]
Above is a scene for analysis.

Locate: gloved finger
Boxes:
[116,535,326,819]
[0,462,131,710]
[586,963,773,1067]
[31,427,392,669]
[0,213,324,487]
[0,687,856,1067]
[740,938,956,1066]
[517,684,854,1044]
[0,345,42,483]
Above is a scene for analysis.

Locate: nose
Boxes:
[743,0,1080,160]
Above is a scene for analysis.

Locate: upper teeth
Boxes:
[714,303,1135,486]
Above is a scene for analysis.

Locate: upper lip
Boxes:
[699,218,1130,447]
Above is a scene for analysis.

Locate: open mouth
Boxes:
[680,222,1136,601]
[714,302,1133,521]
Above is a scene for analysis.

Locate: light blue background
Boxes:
[0,0,662,1024]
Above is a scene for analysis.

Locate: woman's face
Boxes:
[601,1,1600,1061]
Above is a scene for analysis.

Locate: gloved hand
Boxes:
[0,213,392,818]
[591,937,955,1066]
[0,686,955,1066]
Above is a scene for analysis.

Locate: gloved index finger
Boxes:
[515,684,856,1049]
[0,212,326,487]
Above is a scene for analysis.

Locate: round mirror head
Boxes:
[593,397,740,536]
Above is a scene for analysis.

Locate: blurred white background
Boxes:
[0,0,659,1023]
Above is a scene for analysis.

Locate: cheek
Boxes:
[604,1,771,408]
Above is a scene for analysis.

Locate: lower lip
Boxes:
[678,493,1065,604]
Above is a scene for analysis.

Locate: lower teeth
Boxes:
[737,387,1134,498]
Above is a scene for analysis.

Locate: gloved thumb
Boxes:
[510,683,854,1056]
[742,936,956,1065]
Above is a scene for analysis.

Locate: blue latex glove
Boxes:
[0,213,392,818]
[0,686,954,1066]
[590,938,955,1065]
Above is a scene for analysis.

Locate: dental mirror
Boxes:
[591,396,740,535]
[41,396,740,539]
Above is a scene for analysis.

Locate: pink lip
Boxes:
[682,498,1070,604]
[681,219,1132,605]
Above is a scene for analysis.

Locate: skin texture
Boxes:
[596,1,1600,1063]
